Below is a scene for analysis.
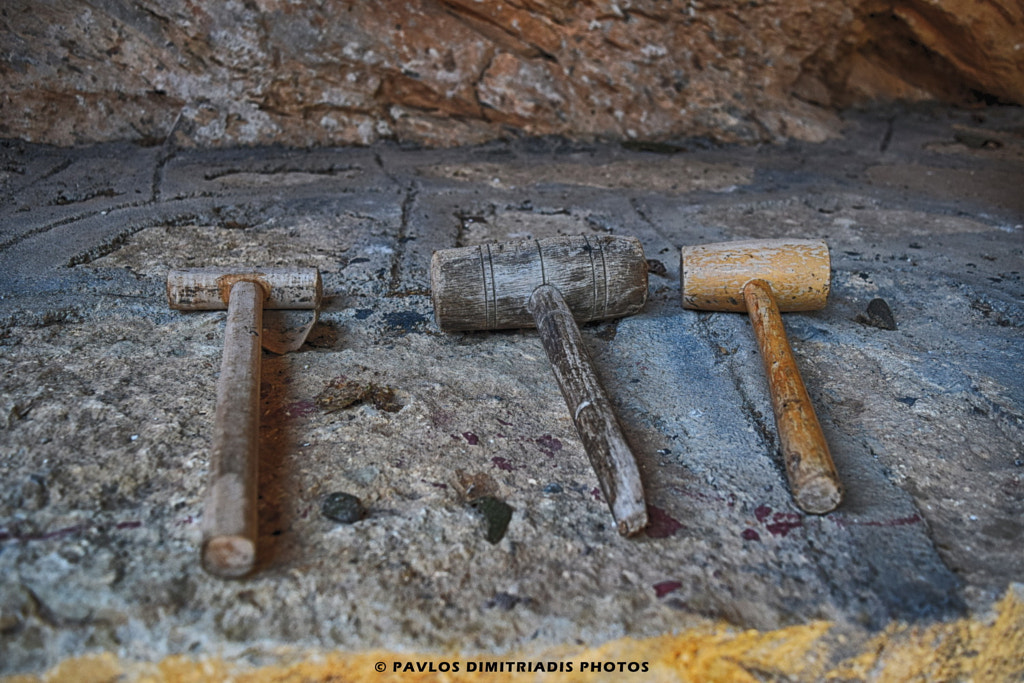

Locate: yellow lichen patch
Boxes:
[6,587,1022,683]
[5,652,124,683]
[828,588,1024,683]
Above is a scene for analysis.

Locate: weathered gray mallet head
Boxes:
[431,234,648,332]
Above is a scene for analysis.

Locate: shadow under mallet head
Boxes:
[432,235,650,535]
[680,238,842,514]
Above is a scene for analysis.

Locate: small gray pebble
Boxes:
[322,492,365,524]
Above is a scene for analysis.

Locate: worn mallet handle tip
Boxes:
[795,474,842,515]
[203,536,256,578]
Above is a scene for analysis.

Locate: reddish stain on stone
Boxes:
[741,528,761,541]
[535,434,563,456]
[653,580,682,598]
[462,432,479,445]
[766,512,803,537]
[754,504,772,522]
[645,505,684,539]
[492,457,514,471]
[591,487,602,501]
[285,400,318,417]
[497,418,513,426]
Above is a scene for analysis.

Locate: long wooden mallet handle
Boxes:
[168,268,322,577]
[203,279,264,577]
[681,239,842,514]
[743,279,841,514]
[528,284,648,536]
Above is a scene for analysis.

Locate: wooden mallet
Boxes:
[167,267,322,577]
[680,238,842,514]
[431,235,650,536]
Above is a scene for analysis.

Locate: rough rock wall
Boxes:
[1,0,1021,148]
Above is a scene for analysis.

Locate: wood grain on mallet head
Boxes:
[431,235,648,331]
[680,238,830,312]
[167,267,323,311]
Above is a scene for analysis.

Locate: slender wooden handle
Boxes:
[201,280,264,577]
[743,279,842,514]
[528,284,648,536]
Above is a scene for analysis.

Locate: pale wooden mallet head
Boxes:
[680,238,842,514]
[168,267,321,578]
[431,235,650,535]
[167,268,322,312]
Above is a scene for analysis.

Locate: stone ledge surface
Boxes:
[0,105,1022,677]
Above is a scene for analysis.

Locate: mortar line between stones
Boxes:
[0,158,74,230]
[388,184,418,294]
[0,202,149,252]
[628,197,677,247]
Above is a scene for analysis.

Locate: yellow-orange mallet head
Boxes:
[681,238,830,313]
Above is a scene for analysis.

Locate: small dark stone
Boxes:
[543,482,563,494]
[486,591,527,610]
[322,492,365,524]
[472,495,513,544]
[866,298,897,329]
[646,259,668,277]
[856,297,897,330]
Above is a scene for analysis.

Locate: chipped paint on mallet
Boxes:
[681,239,842,514]
[432,235,649,536]
[168,268,322,577]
